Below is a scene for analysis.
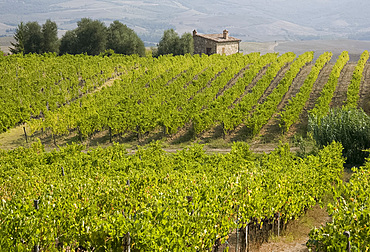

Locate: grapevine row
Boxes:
[309,51,349,119]
[192,53,278,135]
[0,141,344,251]
[345,50,369,108]
[221,52,296,133]
[279,52,333,132]
[245,51,314,136]
[0,53,142,132]
[308,163,370,251]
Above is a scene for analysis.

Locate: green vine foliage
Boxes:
[0,141,344,251]
[308,162,370,252]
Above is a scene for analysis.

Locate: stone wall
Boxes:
[216,41,240,56]
[193,36,239,56]
[193,36,218,55]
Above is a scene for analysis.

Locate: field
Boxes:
[1,50,370,251]
[1,49,369,151]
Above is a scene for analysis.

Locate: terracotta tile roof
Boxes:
[194,33,241,43]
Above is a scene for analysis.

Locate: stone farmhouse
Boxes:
[193,30,241,56]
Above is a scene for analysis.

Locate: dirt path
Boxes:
[330,63,356,107]
[305,63,333,112]
[251,204,331,252]
[216,204,330,252]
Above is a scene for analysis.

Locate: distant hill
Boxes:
[0,36,14,54]
[1,0,370,45]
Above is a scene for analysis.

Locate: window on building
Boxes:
[206,47,212,55]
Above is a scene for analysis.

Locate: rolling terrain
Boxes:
[0,51,369,152]
[2,0,370,44]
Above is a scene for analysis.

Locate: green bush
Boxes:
[308,108,370,165]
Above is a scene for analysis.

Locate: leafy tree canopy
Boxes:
[10,22,25,54]
[107,20,145,56]
[11,20,59,54]
[59,30,78,55]
[74,18,107,55]
[42,19,59,54]
[157,29,194,56]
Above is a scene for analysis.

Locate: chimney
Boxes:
[193,30,197,37]
[223,29,229,40]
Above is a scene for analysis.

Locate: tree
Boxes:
[157,29,194,56]
[10,22,26,54]
[75,18,107,55]
[179,32,194,55]
[11,20,59,54]
[59,30,78,55]
[23,22,43,54]
[42,19,59,53]
[157,29,181,56]
[107,20,145,56]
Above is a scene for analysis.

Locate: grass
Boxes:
[0,124,33,150]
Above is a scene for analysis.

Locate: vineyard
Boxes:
[0,51,370,146]
[1,51,370,251]
[0,141,344,250]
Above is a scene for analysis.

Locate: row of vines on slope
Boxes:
[29,53,260,138]
[279,52,333,132]
[308,160,370,251]
[0,141,344,251]
[245,51,314,136]
[345,50,369,108]
[309,51,350,120]
[219,52,297,134]
[0,53,144,132]
[5,50,368,143]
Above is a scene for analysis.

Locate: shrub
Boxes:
[308,107,370,165]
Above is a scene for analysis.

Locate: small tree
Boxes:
[107,20,145,56]
[75,18,107,55]
[157,29,181,56]
[10,22,26,54]
[59,30,78,55]
[157,29,194,56]
[42,19,59,53]
[23,21,43,54]
[179,32,194,55]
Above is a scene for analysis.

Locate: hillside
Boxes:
[0,50,369,251]
[1,0,370,44]
[0,51,369,152]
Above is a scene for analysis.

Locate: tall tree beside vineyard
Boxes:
[157,29,194,56]
[157,29,181,56]
[180,32,194,55]
[23,22,43,54]
[75,18,107,55]
[41,19,59,53]
[10,22,25,54]
[11,20,59,54]
[59,30,78,55]
[107,20,145,56]
[60,18,107,55]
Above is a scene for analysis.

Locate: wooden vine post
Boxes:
[344,231,351,252]
[123,232,131,252]
[23,126,28,143]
